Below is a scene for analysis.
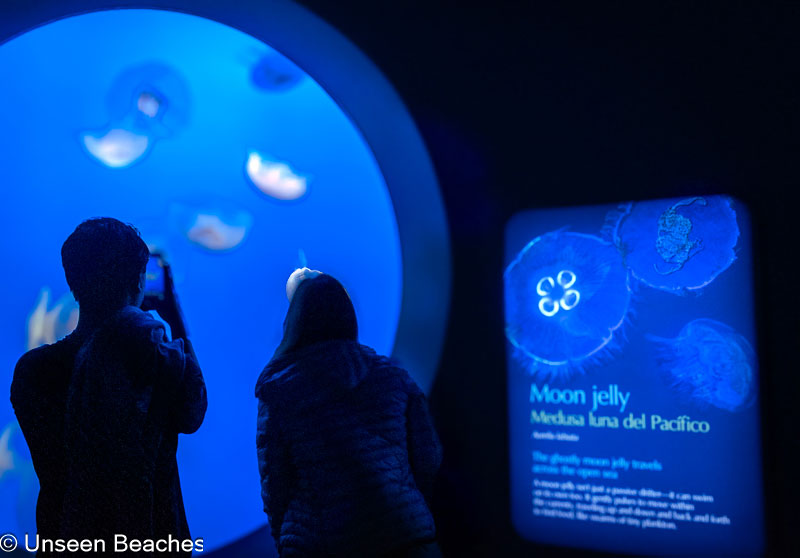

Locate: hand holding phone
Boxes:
[142,253,188,340]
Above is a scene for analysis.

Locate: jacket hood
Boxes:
[254,339,391,401]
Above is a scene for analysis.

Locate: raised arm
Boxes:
[167,337,207,434]
[132,310,207,434]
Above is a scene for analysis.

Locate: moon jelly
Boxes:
[505,231,631,375]
[614,195,739,293]
[245,151,308,201]
[82,128,150,169]
[81,62,191,168]
[169,203,254,252]
[251,53,304,92]
[649,319,756,412]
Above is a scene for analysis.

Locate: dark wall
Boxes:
[292,2,800,557]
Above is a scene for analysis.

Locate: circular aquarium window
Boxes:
[0,4,449,553]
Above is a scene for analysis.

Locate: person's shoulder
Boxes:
[359,345,421,393]
[14,336,75,372]
[255,362,296,404]
[14,344,51,375]
[11,338,75,399]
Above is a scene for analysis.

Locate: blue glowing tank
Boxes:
[0,9,412,551]
[504,231,630,376]
[650,319,756,412]
[613,195,739,293]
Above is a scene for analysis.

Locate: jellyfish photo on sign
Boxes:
[613,195,740,294]
[504,230,631,377]
[648,319,757,412]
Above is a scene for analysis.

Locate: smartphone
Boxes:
[144,253,166,300]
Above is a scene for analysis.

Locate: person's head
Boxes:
[274,271,358,358]
[61,217,150,314]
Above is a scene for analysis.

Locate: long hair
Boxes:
[272,274,358,359]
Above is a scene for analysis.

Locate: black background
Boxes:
[2,2,798,556]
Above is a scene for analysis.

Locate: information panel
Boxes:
[506,196,763,557]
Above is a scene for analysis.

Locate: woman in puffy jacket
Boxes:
[255,269,442,557]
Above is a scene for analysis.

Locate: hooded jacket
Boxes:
[255,340,441,557]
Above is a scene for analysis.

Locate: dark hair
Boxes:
[61,217,150,311]
[273,273,358,358]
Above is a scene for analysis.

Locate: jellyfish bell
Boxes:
[246,151,308,201]
[286,267,323,301]
[648,319,757,412]
[170,202,254,252]
[505,230,631,377]
[186,214,247,251]
[250,53,304,92]
[613,195,740,293]
[81,128,150,168]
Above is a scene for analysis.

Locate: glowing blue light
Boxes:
[246,151,308,200]
[0,5,442,550]
[649,319,757,412]
[535,269,580,317]
[505,231,630,375]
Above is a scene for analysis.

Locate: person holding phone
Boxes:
[10,218,206,556]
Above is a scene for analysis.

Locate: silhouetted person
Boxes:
[255,270,442,557]
[10,218,207,556]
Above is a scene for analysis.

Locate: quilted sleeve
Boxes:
[256,397,294,548]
